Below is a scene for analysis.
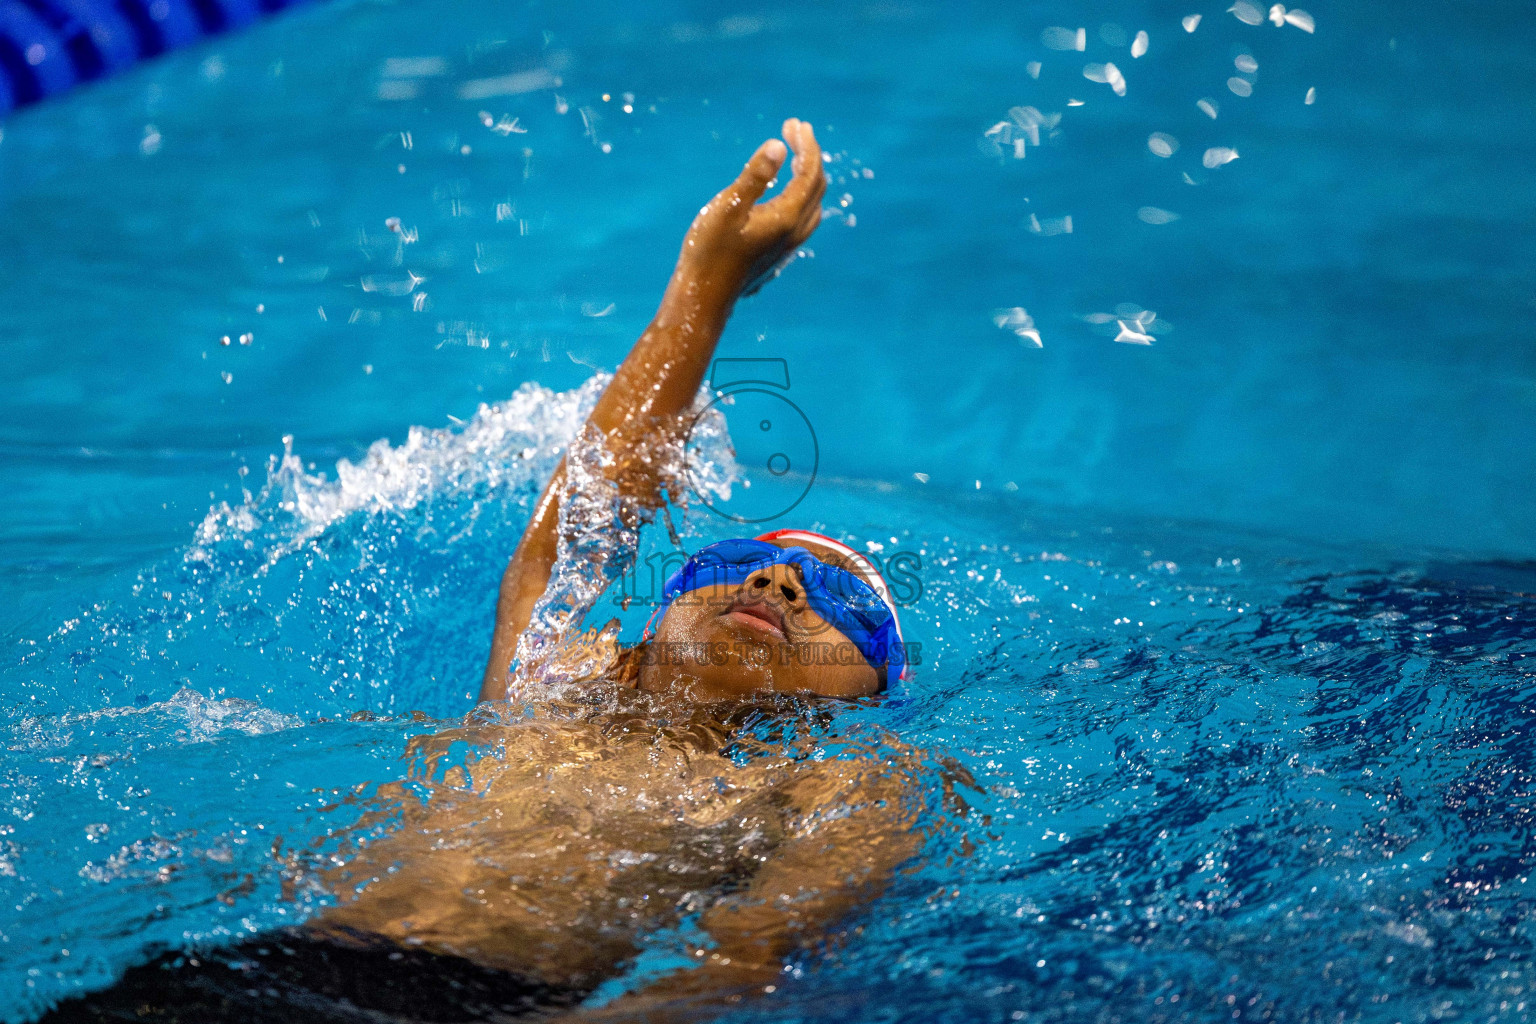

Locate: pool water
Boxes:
[2,0,1534,1021]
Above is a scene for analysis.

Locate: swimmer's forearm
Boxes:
[582,272,738,440]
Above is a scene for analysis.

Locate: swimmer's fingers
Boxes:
[790,143,826,242]
[723,137,789,220]
[759,118,825,224]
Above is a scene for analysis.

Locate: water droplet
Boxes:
[1229,2,1264,26]
[1284,8,1315,32]
[1041,26,1083,50]
[1203,146,1240,168]
[1114,321,1155,345]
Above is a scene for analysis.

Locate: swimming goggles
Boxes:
[649,538,907,679]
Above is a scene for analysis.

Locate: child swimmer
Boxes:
[478,116,907,706]
[45,119,951,1024]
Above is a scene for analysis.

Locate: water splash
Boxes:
[507,388,737,698]
[7,687,303,756]
[192,375,613,568]
[15,375,735,722]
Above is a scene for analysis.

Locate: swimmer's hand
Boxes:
[677,118,826,300]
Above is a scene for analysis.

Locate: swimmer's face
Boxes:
[639,538,884,701]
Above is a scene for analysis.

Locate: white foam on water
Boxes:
[191,376,615,566]
[10,687,304,754]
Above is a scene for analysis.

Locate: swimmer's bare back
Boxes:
[480,118,827,702]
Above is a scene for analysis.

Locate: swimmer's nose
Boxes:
[746,565,804,608]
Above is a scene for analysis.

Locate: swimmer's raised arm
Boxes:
[481,119,826,701]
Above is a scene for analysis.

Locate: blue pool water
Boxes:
[2,0,1535,1021]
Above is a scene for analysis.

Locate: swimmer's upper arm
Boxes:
[576,759,923,1020]
[696,762,921,962]
[478,120,825,702]
[480,467,564,701]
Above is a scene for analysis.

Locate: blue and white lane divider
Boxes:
[0,0,313,115]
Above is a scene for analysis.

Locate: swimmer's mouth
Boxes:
[722,598,787,639]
